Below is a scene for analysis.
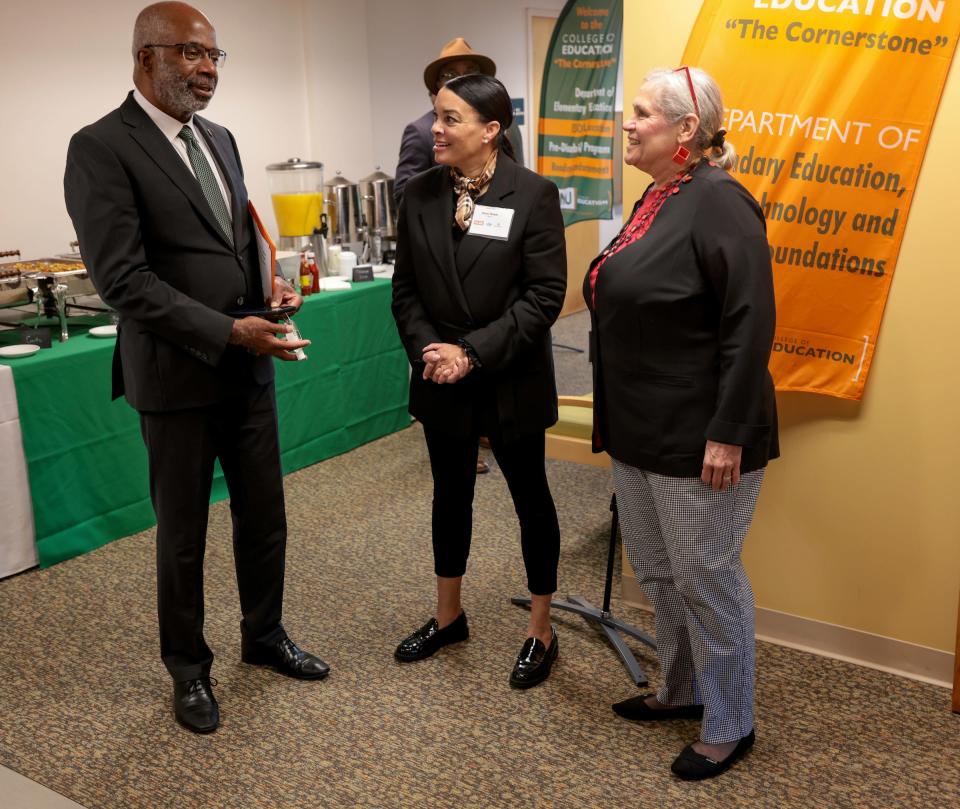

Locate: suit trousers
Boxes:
[612,460,764,744]
[139,382,288,681]
[422,424,560,595]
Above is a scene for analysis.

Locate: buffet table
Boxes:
[0,279,409,571]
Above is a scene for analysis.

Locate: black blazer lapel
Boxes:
[455,156,519,282]
[120,95,234,250]
[418,170,473,320]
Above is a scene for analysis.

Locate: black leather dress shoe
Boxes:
[173,677,219,734]
[394,612,468,662]
[242,636,330,680]
[671,730,755,781]
[612,694,705,721]
[509,626,558,689]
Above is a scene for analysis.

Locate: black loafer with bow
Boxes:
[612,694,705,721]
[671,730,755,780]
[395,612,469,662]
[509,626,558,689]
[242,635,330,680]
[173,676,220,734]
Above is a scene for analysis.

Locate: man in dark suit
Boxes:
[64,1,329,734]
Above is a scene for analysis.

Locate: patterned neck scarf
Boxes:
[451,150,498,231]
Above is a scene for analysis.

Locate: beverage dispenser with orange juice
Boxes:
[266,158,326,255]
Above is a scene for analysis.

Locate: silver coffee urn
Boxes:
[358,168,398,264]
[324,172,364,256]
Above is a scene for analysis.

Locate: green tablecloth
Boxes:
[0,279,409,567]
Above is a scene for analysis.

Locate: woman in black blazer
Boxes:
[391,75,566,688]
[587,67,778,780]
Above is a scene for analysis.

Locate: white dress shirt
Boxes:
[132,89,233,218]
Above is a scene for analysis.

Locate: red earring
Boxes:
[672,145,690,165]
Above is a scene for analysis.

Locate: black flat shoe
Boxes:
[509,626,558,689]
[671,730,755,781]
[612,694,705,721]
[242,635,330,680]
[173,676,219,734]
[395,612,468,662]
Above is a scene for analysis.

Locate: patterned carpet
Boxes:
[0,313,958,808]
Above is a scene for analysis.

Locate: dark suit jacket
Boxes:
[64,91,269,412]
[394,109,525,204]
[392,157,566,442]
[584,161,779,477]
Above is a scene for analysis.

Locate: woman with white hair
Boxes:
[585,67,779,780]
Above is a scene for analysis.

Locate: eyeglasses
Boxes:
[145,42,227,67]
[437,62,481,85]
[674,66,699,117]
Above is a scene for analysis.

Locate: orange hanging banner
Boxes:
[682,0,960,399]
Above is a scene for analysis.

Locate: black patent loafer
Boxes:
[509,626,558,689]
[173,676,219,734]
[671,730,755,781]
[394,612,469,662]
[612,694,705,721]
[242,635,330,680]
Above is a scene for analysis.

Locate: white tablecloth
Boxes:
[0,364,37,577]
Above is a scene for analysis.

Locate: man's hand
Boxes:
[701,440,742,491]
[229,316,309,361]
[422,342,471,384]
[268,277,303,312]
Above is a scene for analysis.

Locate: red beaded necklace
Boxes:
[606,170,693,254]
[589,164,698,308]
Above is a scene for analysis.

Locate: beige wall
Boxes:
[623,1,960,653]
[0,1,564,255]
[0,0,323,256]
[364,0,569,173]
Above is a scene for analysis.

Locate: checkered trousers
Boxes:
[612,460,765,744]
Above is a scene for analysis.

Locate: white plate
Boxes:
[0,344,41,358]
[89,325,117,338]
[319,277,352,291]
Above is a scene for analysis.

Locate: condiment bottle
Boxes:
[307,251,320,294]
[299,252,312,297]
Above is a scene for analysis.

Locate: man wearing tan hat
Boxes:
[394,37,524,204]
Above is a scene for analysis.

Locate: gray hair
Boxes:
[643,67,736,170]
[132,4,177,61]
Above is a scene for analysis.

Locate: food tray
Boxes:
[15,258,88,279]
[0,258,86,281]
[0,258,96,311]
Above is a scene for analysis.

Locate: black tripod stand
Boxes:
[512,494,656,685]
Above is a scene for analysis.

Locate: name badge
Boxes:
[468,204,515,241]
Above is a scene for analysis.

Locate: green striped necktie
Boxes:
[177,125,234,245]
